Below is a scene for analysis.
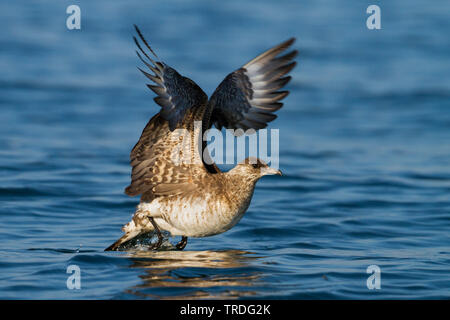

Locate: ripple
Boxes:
[1,0,450,300]
[0,187,51,197]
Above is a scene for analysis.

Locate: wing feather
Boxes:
[125,26,208,197]
[134,25,207,131]
[207,38,297,132]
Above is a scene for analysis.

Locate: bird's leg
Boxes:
[148,217,163,250]
[176,236,188,250]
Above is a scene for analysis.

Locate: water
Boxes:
[1,0,449,299]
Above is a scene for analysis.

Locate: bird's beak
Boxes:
[262,167,283,176]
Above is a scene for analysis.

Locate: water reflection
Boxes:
[123,250,262,299]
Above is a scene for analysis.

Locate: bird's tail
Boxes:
[104,230,140,251]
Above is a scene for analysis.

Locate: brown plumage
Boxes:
[105,26,296,251]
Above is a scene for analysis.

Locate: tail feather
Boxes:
[104,231,140,251]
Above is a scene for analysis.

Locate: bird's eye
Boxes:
[252,163,258,169]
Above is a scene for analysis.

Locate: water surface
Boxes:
[0,0,449,299]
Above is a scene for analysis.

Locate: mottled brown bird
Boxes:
[105,26,297,251]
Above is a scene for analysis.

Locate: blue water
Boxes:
[1,0,450,299]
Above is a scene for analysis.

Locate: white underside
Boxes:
[123,194,248,238]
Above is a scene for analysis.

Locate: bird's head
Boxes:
[230,157,282,180]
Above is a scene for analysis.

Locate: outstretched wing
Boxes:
[207,38,297,132]
[133,25,207,131]
[125,26,208,197]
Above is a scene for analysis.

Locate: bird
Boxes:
[105,25,297,251]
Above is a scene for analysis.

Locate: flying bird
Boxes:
[105,26,297,251]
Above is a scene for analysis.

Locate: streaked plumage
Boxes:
[105,26,296,251]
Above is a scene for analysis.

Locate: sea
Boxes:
[0,0,449,299]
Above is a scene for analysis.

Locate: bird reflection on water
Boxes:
[122,249,262,299]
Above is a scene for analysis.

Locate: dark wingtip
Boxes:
[281,37,296,48]
[277,90,290,100]
[133,25,159,59]
[104,244,116,251]
[289,61,298,71]
[124,186,137,197]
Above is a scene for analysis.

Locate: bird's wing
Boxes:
[207,38,297,133]
[125,26,208,197]
[133,25,207,131]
